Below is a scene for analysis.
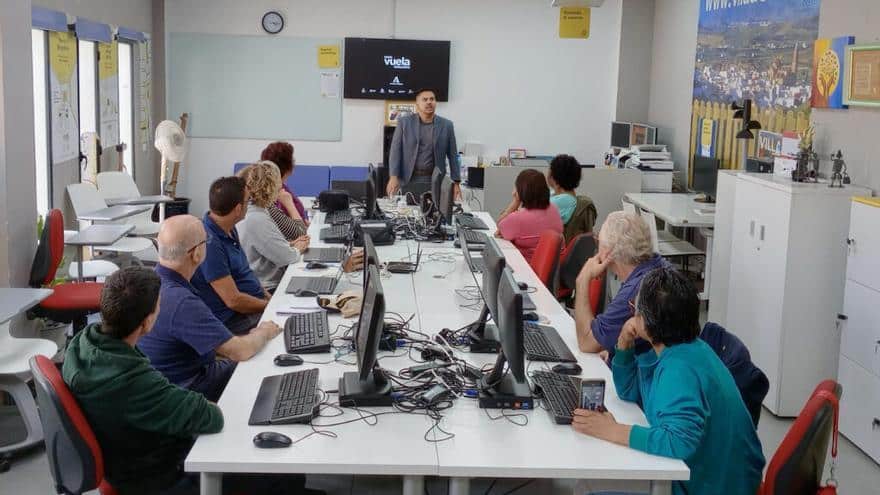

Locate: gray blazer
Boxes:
[388,113,460,184]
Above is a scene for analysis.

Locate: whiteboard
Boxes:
[168,33,342,141]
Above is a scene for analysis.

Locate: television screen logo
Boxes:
[384,55,411,70]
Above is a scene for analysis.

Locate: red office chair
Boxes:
[29,355,117,495]
[28,209,103,334]
[760,380,842,495]
[529,230,563,292]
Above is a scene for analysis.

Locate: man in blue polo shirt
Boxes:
[191,176,270,335]
[139,214,282,402]
[574,211,670,360]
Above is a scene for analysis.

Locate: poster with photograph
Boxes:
[99,41,119,147]
[385,101,416,126]
[48,31,79,164]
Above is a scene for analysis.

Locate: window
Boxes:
[78,40,97,136]
[32,29,50,217]
[118,41,134,177]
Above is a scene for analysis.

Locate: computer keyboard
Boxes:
[303,247,346,263]
[249,367,321,425]
[286,276,338,295]
[319,224,350,242]
[532,370,581,424]
[468,256,486,273]
[456,215,489,230]
[523,323,577,363]
[325,210,353,225]
[458,228,489,245]
[284,311,331,353]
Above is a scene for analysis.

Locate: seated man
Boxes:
[191,176,271,335]
[572,267,765,495]
[574,211,669,359]
[138,215,283,402]
[63,266,223,495]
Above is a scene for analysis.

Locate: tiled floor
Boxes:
[3,406,879,494]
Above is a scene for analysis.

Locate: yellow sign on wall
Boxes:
[318,45,340,68]
[559,7,590,39]
[49,31,76,82]
[98,41,118,80]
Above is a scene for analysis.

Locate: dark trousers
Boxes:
[184,359,237,403]
[223,311,262,335]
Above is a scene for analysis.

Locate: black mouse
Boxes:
[253,431,292,449]
[552,362,582,376]
[295,289,318,297]
[305,261,327,270]
[517,282,529,291]
[274,354,304,367]
[523,312,539,321]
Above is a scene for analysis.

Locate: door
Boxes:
[846,201,880,292]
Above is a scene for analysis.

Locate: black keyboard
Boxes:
[248,368,320,425]
[285,311,331,353]
[319,225,350,242]
[524,323,577,362]
[303,247,346,263]
[458,228,489,245]
[468,256,486,273]
[532,370,581,424]
[286,276,338,295]
[456,215,489,230]
[325,210,353,225]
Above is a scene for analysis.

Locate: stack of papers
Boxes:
[627,145,674,171]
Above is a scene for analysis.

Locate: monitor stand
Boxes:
[466,306,500,353]
[478,373,533,410]
[339,368,393,407]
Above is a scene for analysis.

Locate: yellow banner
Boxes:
[49,31,76,82]
[318,45,340,69]
[559,7,590,39]
[98,41,118,80]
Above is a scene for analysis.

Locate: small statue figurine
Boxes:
[830,150,850,188]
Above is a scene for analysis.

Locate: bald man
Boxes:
[137,215,282,402]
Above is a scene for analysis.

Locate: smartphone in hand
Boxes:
[580,379,606,412]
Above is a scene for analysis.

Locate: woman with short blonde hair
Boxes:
[237,161,307,241]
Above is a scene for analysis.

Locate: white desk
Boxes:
[104,194,174,207]
[0,288,54,324]
[624,193,715,228]
[185,207,688,495]
[65,224,135,282]
[77,205,151,222]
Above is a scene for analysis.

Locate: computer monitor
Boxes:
[438,174,455,224]
[339,264,392,407]
[611,121,632,148]
[465,238,505,353]
[692,155,720,203]
[361,233,379,291]
[478,267,532,409]
[364,173,378,219]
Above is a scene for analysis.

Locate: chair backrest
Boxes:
[96,172,141,200]
[640,209,661,252]
[30,355,110,495]
[29,209,65,287]
[67,183,108,219]
[558,233,597,291]
[762,380,841,495]
[329,165,369,182]
[589,274,607,315]
[622,201,638,216]
[529,230,564,291]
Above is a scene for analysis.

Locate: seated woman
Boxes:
[572,267,765,495]
[237,161,310,291]
[547,154,597,241]
[260,141,310,230]
[237,163,305,241]
[495,169,563,263]
[574,211,668,359]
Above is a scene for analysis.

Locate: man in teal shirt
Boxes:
[572,267,765,495]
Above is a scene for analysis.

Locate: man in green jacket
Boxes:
[63,266,223,495]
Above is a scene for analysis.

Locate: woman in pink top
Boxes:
[495,169,563,263]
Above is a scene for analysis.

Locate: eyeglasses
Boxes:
[187,236,211,254]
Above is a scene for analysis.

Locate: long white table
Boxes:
[185,203,688,494]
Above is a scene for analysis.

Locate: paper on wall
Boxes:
[48,31,79,163]
[98,41,120,147]
[320,71,340,98]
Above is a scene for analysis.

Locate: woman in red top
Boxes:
[495,169,563,263]
[260,142,309,225]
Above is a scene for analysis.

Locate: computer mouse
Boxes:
[305,261,327,270]
[295,289,318,297]
[523,312,539,321]
[274,354,304,367]
[253,431,292,449]
[517,282,529,291]
[459,211,474,217]
[552,362,582,376]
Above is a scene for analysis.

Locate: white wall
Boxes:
[616,0,655,123]
[647,0,698,181]
[165,0,625,215]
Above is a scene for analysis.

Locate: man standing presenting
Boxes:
[386,88,461,199]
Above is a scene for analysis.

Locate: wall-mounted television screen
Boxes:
[344,38,450,101]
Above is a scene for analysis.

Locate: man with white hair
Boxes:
[138,215,282,402]
[574,211,670,359]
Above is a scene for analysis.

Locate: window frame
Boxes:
[117,39,136,179]
[32,28,52,215]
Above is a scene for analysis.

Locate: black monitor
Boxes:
[339,264,392,407]
[478,267,532,409]
[364,173,377,219]
[692,155,720,203]
[465,238,504,353]
[428,168,455,225]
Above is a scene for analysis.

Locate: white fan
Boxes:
[154,119,188,221]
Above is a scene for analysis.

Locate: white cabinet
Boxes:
[838,198,880,464]
[707,170,740,326]
[724,174,870,417]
